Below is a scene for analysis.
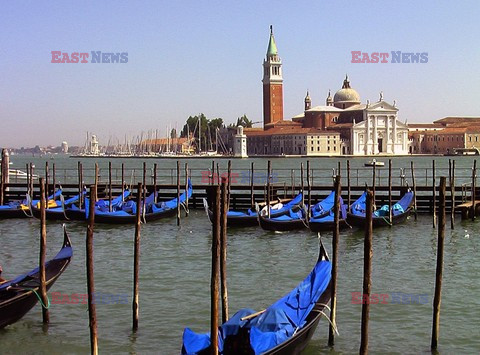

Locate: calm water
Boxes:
[1,155,479,354]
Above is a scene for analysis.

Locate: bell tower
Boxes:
[262,25,283,128]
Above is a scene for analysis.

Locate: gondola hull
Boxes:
[206,208,259,227]
[346,208,412,228]
[263,283,332,355]
[203,193,304,228]
[93,207,178,224]
[0,229,73,329]
[0,207,30,219]
[309,219,349,232]
[258,214,307,231]
[64,208,87,221]
[32,207,68,221]
[181,241,332,354]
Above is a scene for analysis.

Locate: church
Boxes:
[244,27,410,156]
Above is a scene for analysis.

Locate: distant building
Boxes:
[262,25,283,128]
[409,117,480,154]
[61,141,68,153]
[90,135,100,155]
[140,137,195,154]
[233,126,248,158]
[244,27,410,156]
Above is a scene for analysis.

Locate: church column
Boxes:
[373,115,378,154]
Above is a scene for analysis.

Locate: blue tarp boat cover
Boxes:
[151,180,193,213]
[310,197,347,223]
[182,257,332,354]
[310,191,335,218]
[223,193,303,218]
[351,191,414,217]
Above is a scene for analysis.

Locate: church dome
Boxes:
[334,75,360,108]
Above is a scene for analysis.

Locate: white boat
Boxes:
[8,169,38,180]
[364,159,385,167]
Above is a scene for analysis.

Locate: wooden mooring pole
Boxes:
[26,163,30,197]
[347,160,351,208]
[291,169,295,198]
[328,175,341,346]
[300,163,305,207]
[185,163,189,217]
[121,163,125,203]
[86,182,98,355]
[177,161,181,226]
[39,178,49,324]
[211,160,215,185]
[78,162,83,209]
[227,160,232,210]
[142,162,147,219]
[133,183,142,331]
[450,160,455,229]
[52,163,56,202]
[411,161,418,220]
[372,164,376,208]
[307,160,311,220]
[431,177,446,350]
[153,163,157,204]
[360,189,374,355]
[471,160,476,221]
[210,185,221,355]
[220,178,229,323]
[250,162,255,207]
[108,162,112,212]
[267,161,271,218]
[388,159,392,225]
[45,162,49,203]
[0,149,5,205]
[30,163,34,202]
[432,160,437,228]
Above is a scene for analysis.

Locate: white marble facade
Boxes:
[351,101,409,155]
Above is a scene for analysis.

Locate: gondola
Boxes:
[31,191,86,221]
[204,193,303,228]
[364,159,384,167]
[93,180,193,224]
[347,190,414,228]
[257,204,308,232]
[0,226,73,329]
[309,198,349,232]
[0,201,31,219]
[181,239,332,354]
[0,189,62,219]
[64,189,131,221]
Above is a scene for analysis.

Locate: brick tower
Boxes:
[262,26,283,128]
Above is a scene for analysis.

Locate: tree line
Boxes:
[180,114,253,152]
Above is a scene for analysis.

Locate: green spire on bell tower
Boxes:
[266,25,278,57]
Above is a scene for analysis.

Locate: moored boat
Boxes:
[204,193,303,228]
[347,190,414,228]
[309,196,349,232]
[181,239,332,354]
[93,179,193,224]
[364,159,385,167]
[31,191,86,220]
[0,226,73,329]
[257,205,308,232]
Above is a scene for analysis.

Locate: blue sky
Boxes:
[1,0,479,148]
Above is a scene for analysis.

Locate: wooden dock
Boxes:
[455,200,480,220]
